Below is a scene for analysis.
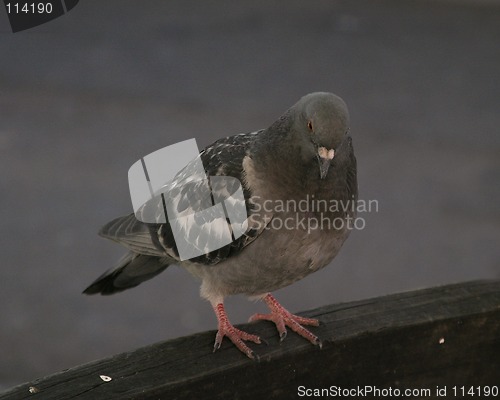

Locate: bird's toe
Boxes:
[213,324,262,359]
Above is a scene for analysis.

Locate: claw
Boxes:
[212,302,262,359]
[252,352,260,362]
[250,293,322,346]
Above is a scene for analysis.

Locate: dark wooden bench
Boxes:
[2,280,499,400]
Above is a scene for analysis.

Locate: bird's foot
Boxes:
[249,293,321,347]
[213,303,262,360]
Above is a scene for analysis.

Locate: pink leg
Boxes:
[249,293,321,347]
[213,303,262,359]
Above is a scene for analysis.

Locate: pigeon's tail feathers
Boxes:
[83,252,169,295]
[98,214,166,257]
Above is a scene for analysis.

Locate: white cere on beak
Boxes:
[318,147,335,160]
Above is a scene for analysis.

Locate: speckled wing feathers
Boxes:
[99,130,270,266]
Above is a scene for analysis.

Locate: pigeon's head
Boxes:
[291,92,350,179]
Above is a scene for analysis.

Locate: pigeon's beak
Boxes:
[317,147,335,179]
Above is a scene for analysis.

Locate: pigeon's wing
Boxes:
[100,131,272,265]
[83,252,170,295]
[335,135,358,207]
[99,214,166,257]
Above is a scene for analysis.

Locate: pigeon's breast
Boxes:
[186,212,351,298]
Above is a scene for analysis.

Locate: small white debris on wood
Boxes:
[100,375,112,382]
[438,337,445,344]
[28,386,40,393]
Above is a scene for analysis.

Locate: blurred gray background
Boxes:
[1,0,499,391]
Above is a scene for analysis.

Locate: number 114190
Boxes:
[6,2,53,14]
[452,386,499,397]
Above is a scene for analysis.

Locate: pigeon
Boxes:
[84,92,358,359]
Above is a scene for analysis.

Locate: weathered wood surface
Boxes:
[2,280,499,400]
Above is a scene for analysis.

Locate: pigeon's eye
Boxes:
[307,121,313,132]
